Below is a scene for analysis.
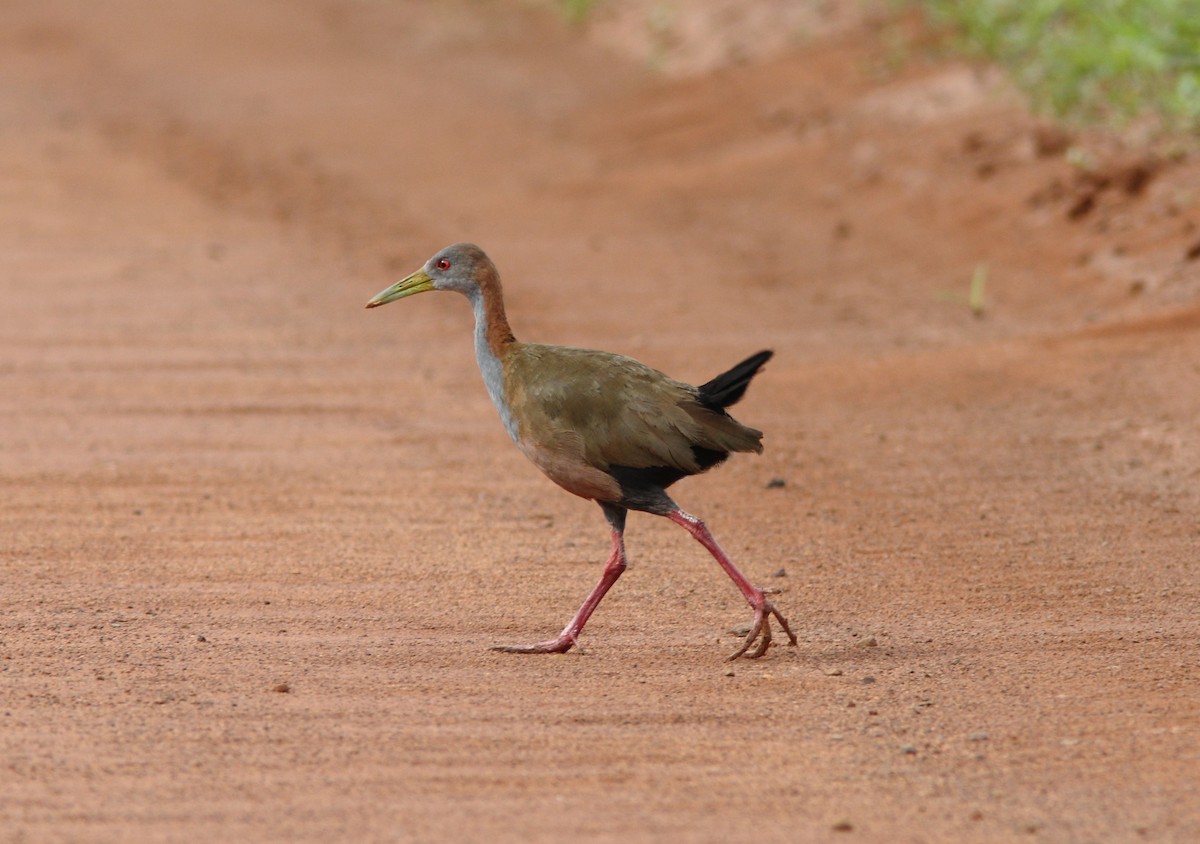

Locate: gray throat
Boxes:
[469,289,519,443]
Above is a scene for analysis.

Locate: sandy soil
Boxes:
[2,2,1198,841]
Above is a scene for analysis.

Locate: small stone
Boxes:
[272,683,291,694]
[832,820,854,832]
[728,623,753,637]
[823,667,843,676]
[901,745,918,755]
[862,676,877,684]
[196,635,207,643]
[770,568,787,578]
[968,732,989,742]
[856,636,878,648]
[723,669,735,677]
[766,477,787,489]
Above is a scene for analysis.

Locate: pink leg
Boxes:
[493,526,626,655]
[668,509,798,660]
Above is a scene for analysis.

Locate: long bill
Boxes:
[365,269,434,309]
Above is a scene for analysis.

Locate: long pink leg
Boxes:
[668,509,798,660]
[493,525,626,655]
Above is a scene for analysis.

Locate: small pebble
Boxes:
[968,732,989,742]
[823,667,843,676]
[862,676,876,684]
[832,820,854,832]
[723,669,735,677]
[272,683,291,694]
[770,567,787,578]
[728,623,753,637]
[766,478,787,489]
[196,635,207,643]
[856,636,878,648]
[901,745,917,755]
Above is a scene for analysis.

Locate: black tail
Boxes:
[697,350,773,410]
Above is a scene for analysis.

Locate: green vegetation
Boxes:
[935,264,988,318]
[969,264,987,318]
[557,0,597,26]
[919,0,1200,131]
[550,0,1200,131]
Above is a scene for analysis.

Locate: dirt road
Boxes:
[2,2,1197,841]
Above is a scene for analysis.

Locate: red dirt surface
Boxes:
[2,2,1198,841]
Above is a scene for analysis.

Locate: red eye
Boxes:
[435,258,451,271]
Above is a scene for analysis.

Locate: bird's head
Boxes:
[365,243,496,308]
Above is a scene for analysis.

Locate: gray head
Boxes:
[365,243,500,307]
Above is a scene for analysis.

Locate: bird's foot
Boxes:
[728,598,798,660]
[491,635,576,655]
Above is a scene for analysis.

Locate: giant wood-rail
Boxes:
[367,243,795,659]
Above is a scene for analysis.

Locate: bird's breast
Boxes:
[515,437,622,503]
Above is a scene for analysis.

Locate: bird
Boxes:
[366,243,796,659]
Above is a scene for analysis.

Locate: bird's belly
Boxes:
[517,439,621,502]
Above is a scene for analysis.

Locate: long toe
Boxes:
[727,611,768,660]
[726,599,796,660]
[492,638,576,655]
[769,601,799,647]
[746,619,773,659]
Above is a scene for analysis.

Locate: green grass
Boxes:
[918,0,1200,131]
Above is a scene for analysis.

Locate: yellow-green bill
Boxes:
[365,269,434,309]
